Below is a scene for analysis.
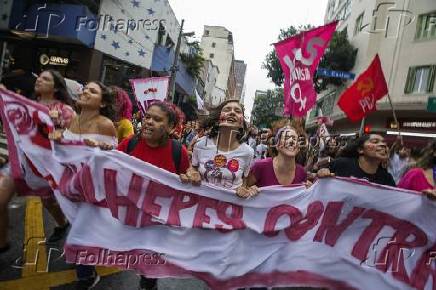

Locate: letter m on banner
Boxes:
[274,21,337,117]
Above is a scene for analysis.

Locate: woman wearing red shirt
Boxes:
[118,101,189,290]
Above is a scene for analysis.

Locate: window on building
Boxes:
[336,7,345,20]
[415,12,436,40]
[209,53,214,59]
[211,42,216,48]
[228,33,233,44]
[344,0,352,19]
[157,22,166,46]
[404,65,436,94]
[204,30,209,36]
[354,13,364,36]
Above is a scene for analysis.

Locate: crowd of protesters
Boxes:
[0,69,435,290]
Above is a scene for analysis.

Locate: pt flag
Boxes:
[338,54,388,122]
[274,22,337,117]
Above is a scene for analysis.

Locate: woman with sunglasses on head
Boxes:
[398,140,436,200]
[246,124,307,188]
[0,70,75,254]
[181,99,257,198]
[317,134,395,186]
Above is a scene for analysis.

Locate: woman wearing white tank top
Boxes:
[57,81,117,290]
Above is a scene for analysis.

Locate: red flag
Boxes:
[337,55,388,122]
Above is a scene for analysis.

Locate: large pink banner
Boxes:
[1,89,436,290]
[274,22,337,117]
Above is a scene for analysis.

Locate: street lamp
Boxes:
[167,19,195,103]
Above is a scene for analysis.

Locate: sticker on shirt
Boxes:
[214,154,227,168]
[227,159,239,172]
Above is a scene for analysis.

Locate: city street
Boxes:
[0,0,435,289]
[0,196,209,290]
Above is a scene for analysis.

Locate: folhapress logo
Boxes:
[361,2,415,39]
[15,4,66,38]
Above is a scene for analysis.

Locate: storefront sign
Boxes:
[388,118,436,130]
[39,54,69,66]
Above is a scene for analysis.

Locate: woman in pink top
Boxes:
[398,141,436,200]
[247,124,307,188]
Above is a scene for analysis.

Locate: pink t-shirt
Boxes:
[250,157,307,187]
[398,168,434,191]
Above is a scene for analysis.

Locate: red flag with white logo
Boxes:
[337,55,388,122]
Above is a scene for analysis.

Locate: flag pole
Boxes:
[359,117,365,137]
[386,93,402,142]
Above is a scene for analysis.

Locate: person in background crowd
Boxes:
[255,128,269,160]
[313,136,339,172]
[111,86,134,143]
[388,138,411,184]
[56,81,117,290]
[1,68,36,99]
[132,111,143,133]
[247,126,258,152]
[398,140,436,199]
[188,120,206,152]
[318,134,396,186]
[247,124,307,188]
[182,120,197,148]
[0,70,75,254]
[181,99,257,198]
[118,101,190,290]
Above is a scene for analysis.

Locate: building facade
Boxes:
[308,0,436,141]
[234,59,247,102]
[200,25,235,98]
[199,59,219,108]
[0,0,195,99]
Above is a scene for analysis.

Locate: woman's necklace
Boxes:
[77,113,99,138]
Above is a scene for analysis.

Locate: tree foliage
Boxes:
[262,25,357,92]
[180,41,205,79]
[251,89,284,128]
[315,29,357,91]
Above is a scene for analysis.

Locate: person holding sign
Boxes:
[54,81,117,289]
[181,100,257,198]
[246,124,307,187]
[317,134,395,186]
[0,70,75,253]
[117,101,190,290]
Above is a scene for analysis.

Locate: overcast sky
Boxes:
[168,0,329,117]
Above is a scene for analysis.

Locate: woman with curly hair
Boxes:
[398,140,436,199]
[111,86,134,142]
[181,99,257,198]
